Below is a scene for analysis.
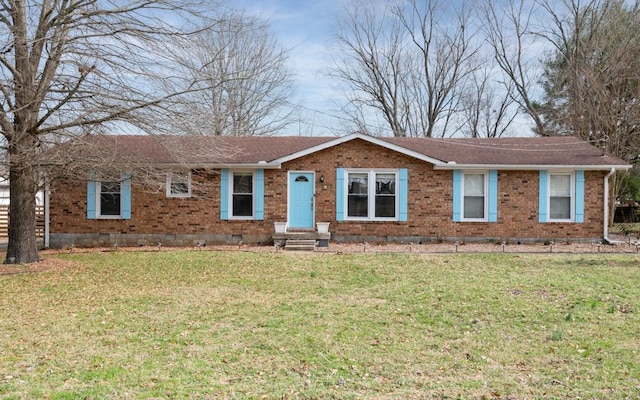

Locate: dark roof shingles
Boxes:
[383,136,623,166]
[79,134,627,167]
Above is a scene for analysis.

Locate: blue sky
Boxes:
[231,0,349,136]
[229,0,552,138]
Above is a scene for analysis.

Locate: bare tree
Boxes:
[394,0,479,138]
[477,0,640,222]
[481,0,548,136]
[0,0,218,264]
[333,0,479,137]
[333,3,411,137]
[460,65,518,138]
[535,0,640,220]
[167,11,296,136]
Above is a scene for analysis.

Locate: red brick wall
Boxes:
[48,138,606,246]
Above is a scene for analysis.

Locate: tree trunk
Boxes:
[5,162,39,264]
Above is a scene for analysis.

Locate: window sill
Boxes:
[343,218,399,222]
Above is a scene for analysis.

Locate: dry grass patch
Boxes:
[0,251,639,399]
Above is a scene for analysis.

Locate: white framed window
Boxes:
[346,170,398,220]
[231,171,254,218]
[97,181,122,218]
[462,172,488,221]
[166,171,191,198]
[549,173,574,221]
[88,172,131,220]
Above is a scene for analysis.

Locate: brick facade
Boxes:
[48,138,607,248]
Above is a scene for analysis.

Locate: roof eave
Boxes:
[433,163,632,171]
[155,162,282,170]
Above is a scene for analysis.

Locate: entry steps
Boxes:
[284,239,317,251]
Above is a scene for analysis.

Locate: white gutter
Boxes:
[434,164,632,171]
[44,180,50,249]
[603,168,616,244]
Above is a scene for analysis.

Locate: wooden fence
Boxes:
[0,205,45,239]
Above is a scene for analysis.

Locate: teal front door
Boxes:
[288,172,315,229]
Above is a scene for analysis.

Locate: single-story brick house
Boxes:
[45,133,630,248]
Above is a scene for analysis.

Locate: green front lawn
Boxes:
[1,251,639,399]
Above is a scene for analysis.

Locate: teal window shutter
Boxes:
[336,168,345,221]
[488,170,498,222]
[121,173,132,220]
[575,170,584,223]
[539,170,549,223]
[399,168,408,221]
[87,171,96,219]
[220,169,229,220]
[255,169,264,220]
[452,170,462,222]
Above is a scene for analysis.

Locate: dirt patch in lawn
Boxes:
[0,256,81,275]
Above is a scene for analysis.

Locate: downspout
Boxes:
[44,179,50,249]
[603,168,616,244]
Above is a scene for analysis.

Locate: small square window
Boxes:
[167,171,191,198]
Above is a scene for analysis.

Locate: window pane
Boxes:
[375,196,395,217]
[100,182,121,216]
[464,196,484,219]
[233,173,253,194]
[464,174,484,196]
[348,195,368,217]
[376,173,395,194]
[170,172,189,195]
[348,173,368,194]
[171,182,189,195]
[550,197,571,219]
[233,194,253,217]
[550,175,571,196]
[101,182,120,194]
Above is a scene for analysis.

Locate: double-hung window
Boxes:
[462,173,487,220]
[98,182,122,217]
[453,170,497,222]
[220,169,264,221]
[539,170,584,223]
[231,171,254,218]
[87,172,132,220]
[549,173,572,220]
[346,170,398,220]
[166,171,191,198]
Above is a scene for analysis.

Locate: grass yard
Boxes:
[1,250,639,399]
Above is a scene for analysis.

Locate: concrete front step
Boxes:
[284,239,317,251]
[273,231,330,249]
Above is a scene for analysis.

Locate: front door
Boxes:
[288,172,315,230]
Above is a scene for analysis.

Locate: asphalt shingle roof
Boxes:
[64,134,628,169]
[382,136,624,166]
